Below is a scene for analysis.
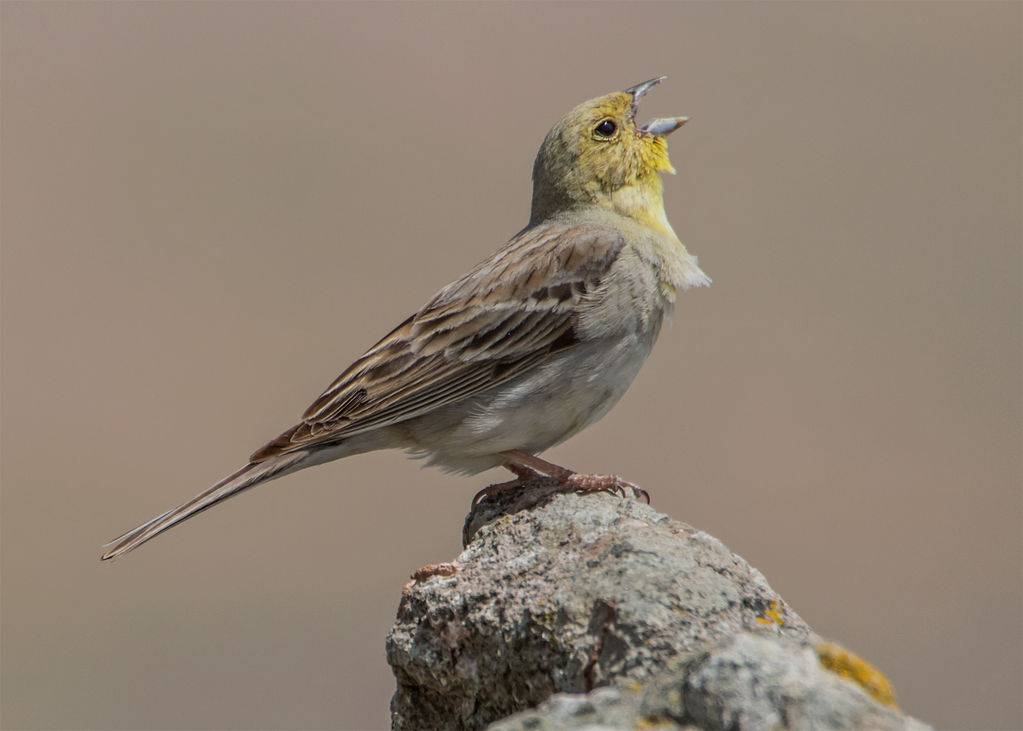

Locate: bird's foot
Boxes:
[463,453,649,546]
[470,472,540,508]
[562,472,650,504]
[483,472,648,514]
[471,449,650,510]
[502,449,649,503]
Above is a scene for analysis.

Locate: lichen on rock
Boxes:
[386,488,929,730]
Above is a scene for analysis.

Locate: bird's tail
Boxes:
[100,451,309,560]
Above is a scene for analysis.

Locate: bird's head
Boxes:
[529,76,687,229]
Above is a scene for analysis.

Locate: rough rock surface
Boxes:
[491,634,930,731]
[386,488,929,730]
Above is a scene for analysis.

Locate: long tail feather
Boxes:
[100,451,309,560]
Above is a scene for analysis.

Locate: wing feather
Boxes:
[250,223,626,463]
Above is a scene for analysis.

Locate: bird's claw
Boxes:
[566,473,650,504]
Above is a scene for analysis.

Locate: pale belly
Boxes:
[395,325,660,474]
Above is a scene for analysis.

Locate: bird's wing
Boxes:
[249,223,626,462]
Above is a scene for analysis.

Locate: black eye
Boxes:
[593,119,617,138]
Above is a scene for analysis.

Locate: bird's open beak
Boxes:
[639,116,689,136]
[625,76,689,137]
[625,76,666,100]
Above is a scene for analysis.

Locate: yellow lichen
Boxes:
[755,599,786,626]
[816,640,898,709]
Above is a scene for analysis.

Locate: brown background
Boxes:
[2,3,1020,729]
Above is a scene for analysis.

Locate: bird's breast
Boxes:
[398,329,659,474]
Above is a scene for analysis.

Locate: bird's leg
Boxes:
[470,478,521,508]
[470,450,650,518]
[499,449,651,504]
[470,462,546,508]
[499,450,574,480]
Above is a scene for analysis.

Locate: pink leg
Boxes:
[470,462,545,507]
[498,449,650,504]
[499,450,574,479]
[471,478,523,508]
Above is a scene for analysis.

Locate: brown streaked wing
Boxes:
[300,314,417,422]
[249,223,625,462]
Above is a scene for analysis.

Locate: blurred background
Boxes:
[2,3,1019,729]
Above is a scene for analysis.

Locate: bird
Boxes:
[101,76,710,561]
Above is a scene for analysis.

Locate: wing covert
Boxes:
[249,223,626,462]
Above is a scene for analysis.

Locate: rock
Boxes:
[491,634,930,731]
[386,488,929,730]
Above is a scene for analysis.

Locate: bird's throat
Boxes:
[610,173,674,234]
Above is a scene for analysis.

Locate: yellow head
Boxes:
[529,76,688,228]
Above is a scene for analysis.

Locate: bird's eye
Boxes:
[593,119,618,139]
